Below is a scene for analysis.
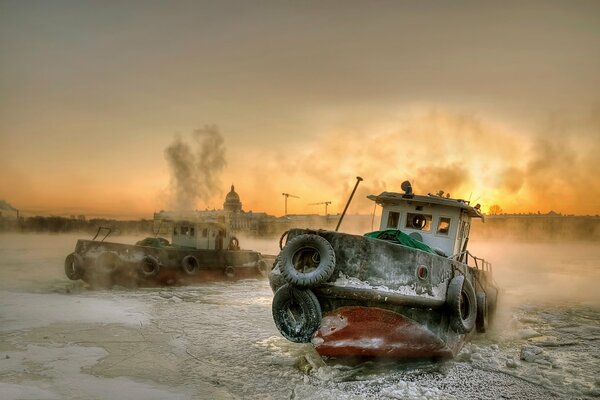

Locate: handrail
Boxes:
[449,250,493,273]
[91,226,114,242]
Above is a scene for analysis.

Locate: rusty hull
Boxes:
[314,306,460,359]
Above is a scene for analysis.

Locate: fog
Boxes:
[236,107,600,216]
[3,232,596,306]
[470,239,600,308]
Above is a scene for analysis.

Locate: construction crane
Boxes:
[308,201,332,216]
[282,193,300,215]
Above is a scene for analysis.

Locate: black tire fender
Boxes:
[139,255,161,277]
[446,275,477,334]
[272,284,322,343]
[229,237,240,250]
[280,234,336,288]
[64,252,84,280]
[182,255,200,275]
[96,251,120,273]
[476,292,489,333]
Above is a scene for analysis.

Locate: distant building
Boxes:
[223,185,242,213]
[0,200,19,221]
[153,185,370,236]
[154,185,283,235]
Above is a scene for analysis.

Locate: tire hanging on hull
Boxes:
[182,255,200,275]
[446,274,477,334]
[64,253,84,280]
[272,284,322,343]
[224,265,235,278]
[280,234,336,288]
[228,237,240,251]
[139,255,160,278]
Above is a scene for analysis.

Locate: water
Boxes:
[0,232,598,399]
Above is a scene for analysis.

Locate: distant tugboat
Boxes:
[270,180,498,359]
[64,217,271,288]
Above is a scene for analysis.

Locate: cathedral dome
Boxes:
[223,185,242,213]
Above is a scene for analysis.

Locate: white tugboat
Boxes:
[270,180,498,359]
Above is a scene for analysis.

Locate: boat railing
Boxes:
[450,250,493,274]
[91,226,116,242]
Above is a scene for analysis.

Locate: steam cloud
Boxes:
[250,107,599,215]
[165,126,226,211]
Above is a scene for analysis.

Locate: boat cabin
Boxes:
[367,182,483,257]
[171,220,235,250]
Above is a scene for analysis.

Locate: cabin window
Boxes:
[173,227,178,235]
[406,213,432,231]
[190,227,195,237]
[437,217,451,235]
[387,211,400,228]
[202,228,208,237]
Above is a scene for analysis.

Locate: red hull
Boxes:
[314,306,455,359]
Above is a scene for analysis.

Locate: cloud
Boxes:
[238,106,599,215]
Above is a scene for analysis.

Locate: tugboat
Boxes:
[269,180,498,359]
[64,217,272,288]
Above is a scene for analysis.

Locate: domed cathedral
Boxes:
[222,184,266,232]
[223,185,242,214]
[154,184,282,235]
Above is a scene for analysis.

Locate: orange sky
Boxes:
[1,1,599,218]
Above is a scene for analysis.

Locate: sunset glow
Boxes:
[1,2,599,218]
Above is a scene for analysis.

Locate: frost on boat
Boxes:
[64,217,272,288]
[269,181,499,359]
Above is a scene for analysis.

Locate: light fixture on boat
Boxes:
[401,180,414,198]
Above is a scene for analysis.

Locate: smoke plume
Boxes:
[164,126,226,211]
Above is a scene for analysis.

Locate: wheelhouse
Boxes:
[368,188,483,257]
[171,220,233,250]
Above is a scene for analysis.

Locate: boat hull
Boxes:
[270,229,497,359]
[68,239,273,287]
[314,306,457,359]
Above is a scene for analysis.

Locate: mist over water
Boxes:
[0,232,598,399]
[470,240,600,308]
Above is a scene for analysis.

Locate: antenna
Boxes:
[308,201,332,216]
[336,176,363,231]
[282,193,300,216]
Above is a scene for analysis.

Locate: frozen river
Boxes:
[0,233,599,399]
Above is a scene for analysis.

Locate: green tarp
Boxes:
[364,229,436,254]
[135,237,170,248]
